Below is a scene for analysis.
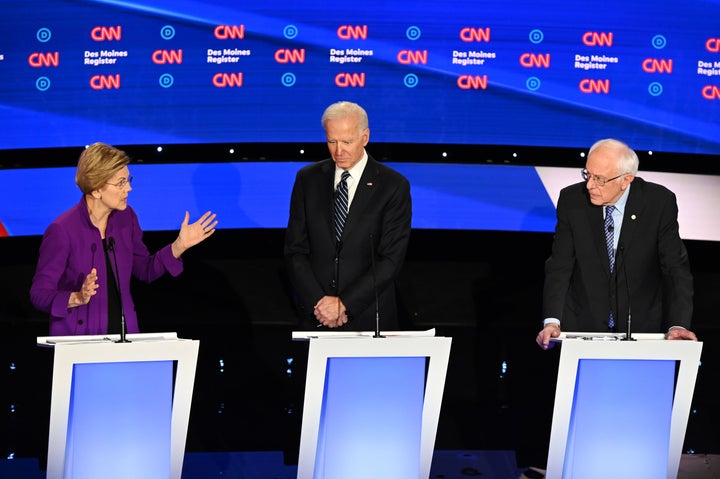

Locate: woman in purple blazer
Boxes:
[30,142,218,336]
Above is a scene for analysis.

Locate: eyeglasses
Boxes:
[581,169,625,186]
[106,176,133,189]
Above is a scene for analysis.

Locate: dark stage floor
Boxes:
[2,451,720,478]
[0,450,523,479]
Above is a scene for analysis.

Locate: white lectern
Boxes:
[546,333,702,479]
[37,332,199,479]
[291,329,452,479]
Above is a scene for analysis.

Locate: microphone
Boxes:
[618,244,635,341]
[369,234,383,338]
[107,237,130,343]
[607,225,614,232]
[318,240,343,328]
[331,240,343,293]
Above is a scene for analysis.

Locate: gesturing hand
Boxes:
[172,211,218,258]
[69,268,99,308]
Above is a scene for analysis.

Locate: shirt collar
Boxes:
[610,183,631,215]
[335,150,368,182]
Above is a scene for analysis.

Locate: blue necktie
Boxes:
[334,171,350,243]
[605,205,616,328]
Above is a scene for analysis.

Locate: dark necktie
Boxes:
[334,171,350,243]
[605,205,616,328]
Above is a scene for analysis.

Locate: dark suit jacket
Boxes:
[543,177,693,333]
[284,155,412,331]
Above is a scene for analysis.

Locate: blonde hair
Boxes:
[75,142,130,194]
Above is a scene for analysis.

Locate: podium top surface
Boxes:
[551,332,666,342]
[291,328,437,341]
[37,332,184,347]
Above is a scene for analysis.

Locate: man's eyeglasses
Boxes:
[581,169,625,186]
[106,176,133,189]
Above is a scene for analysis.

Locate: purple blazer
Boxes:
[30,198,183,336]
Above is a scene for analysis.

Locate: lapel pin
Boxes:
[631,215,637,220]
[367,182,373,186]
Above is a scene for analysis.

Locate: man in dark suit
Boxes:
[284,101,412,331]
[537,138,697,348]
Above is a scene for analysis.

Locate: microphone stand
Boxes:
[619,245,635,341]
[108,237,130,343]
[370,234,383,338]
[333,240,343,327]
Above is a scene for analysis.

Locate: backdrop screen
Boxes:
[1,0,719,154]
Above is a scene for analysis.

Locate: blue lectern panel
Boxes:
[66,361,173,479]
[563,359,675,479]
[315,356,426,479]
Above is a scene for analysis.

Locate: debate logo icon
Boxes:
[337,25,367,40]
[215,25,245,40]
[457,75,488,90]
[90,74,121,90]
[642,59,673,73]
[212,73,243,87]
[28,52,59,68]
[460,27,491,43]
[582,32,613,47]
[397,50,428,65]
[579,79,610,94]
[91,26,122,42]
[335,73,366,87]
[519,53,550,68]
[275,49,305,63]
[152,50,183,64]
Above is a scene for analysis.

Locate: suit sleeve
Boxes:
[29,221,75,318]
[542,188,575,322]
[284,170,327,312]
[127,207,183,282]
[657,191,694,329]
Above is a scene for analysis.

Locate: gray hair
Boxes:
[321,101,369,131]
[588,138,639,175]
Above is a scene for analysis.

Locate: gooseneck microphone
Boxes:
[107,237,130,343]
[369,234,383,338]
[618,245,635,341]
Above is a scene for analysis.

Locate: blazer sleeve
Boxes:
[657,190,694,329]
[29,221,75,319]
[542,187,576,322]
[283,169,327,310]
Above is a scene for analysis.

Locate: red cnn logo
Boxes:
[519,53,550,68]
[212,73,243,87]
[91,26,122,41]
[28,52,59,67]
[702,85,720,100]
[214,25,245,40]
[706,38,720,52]
[274,49,306,63]
[335,73,366,87]
[90,74,121,90]
[582,32,613,46]
[152,50,183,64]
[397,50,428,64]
[579,79,610,94]
[337,25,368,40]
[642,58,673,73]
[459,27,491,42]
[457,75,488,90]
